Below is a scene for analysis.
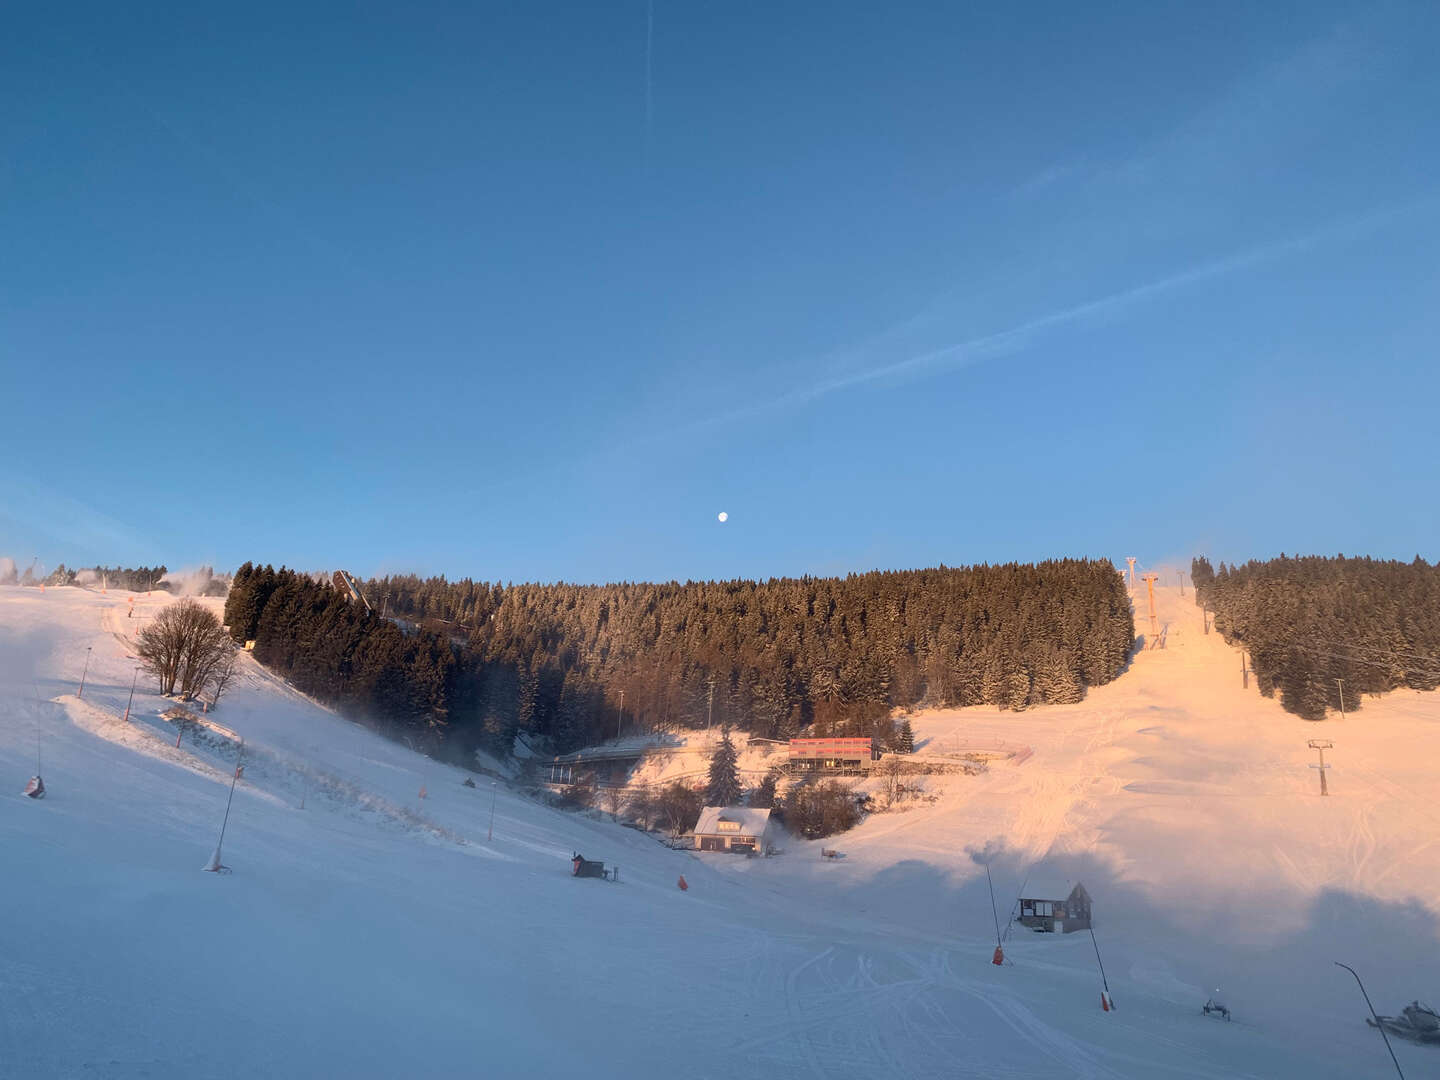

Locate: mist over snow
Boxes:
[159,565,224,596]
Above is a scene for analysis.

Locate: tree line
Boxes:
[224,564,458,753]
[237,558,1131,762]
[1192,554,1440,720]
[367,560,1133,745]
[20,563,227,595]
[225,559,1132,761]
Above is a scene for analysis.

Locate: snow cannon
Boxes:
[1368,1001,1440,1044]
[23,775,45,799]
[1405,1001,1439,1034]
[677,875,688,892]
[992,946,1004,966]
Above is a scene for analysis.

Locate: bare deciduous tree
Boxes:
[654,782,703,837]
[784,780,861,839]
[138,600,234,699]
[626,789,656,830]
[878,754,904,808]
[208,650,237,709]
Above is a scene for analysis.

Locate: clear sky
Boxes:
[3,2,1437,584]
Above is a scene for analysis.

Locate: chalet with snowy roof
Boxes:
[693,807,771,854]
[1016,879,1092,933]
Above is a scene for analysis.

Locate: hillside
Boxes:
[2,581,1438,1078]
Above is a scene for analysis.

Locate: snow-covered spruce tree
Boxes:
[1002,668,1031,712]
[749,771,779,809]
[706,726,743,806]
[896,718,915,754]
[1031,649,1083,706]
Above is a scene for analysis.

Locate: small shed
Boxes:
[1017,879,1092,933]
[693,807,771,854]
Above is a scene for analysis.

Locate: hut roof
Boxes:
[1020,878,1086,902]
[694,807,771,836]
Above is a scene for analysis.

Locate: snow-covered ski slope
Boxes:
[2,583,1437,1078]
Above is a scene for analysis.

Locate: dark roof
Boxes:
[1020,880,1088,902]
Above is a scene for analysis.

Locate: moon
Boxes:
[717,511,728,523]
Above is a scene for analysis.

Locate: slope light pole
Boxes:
[123,667,139,722]
[77,647,93,699]
[487,781,498,842]
[617,688,625,741]
[1335,962,1406,1079]
[1336,678,1346,721]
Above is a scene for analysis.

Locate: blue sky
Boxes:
[3,2,1437,584]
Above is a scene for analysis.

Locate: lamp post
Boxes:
[487,781,498,842]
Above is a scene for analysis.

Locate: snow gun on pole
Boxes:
[1090,927,1114,1012]
[204,739,245,873]
[985,862,1005,966]
[24,683,47,799]
[1335,962,1407,1079]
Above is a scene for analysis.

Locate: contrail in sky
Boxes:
[644,0,654,169]
[682,198,1432,434]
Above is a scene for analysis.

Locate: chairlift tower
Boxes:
[1140,573,1160,638]
[1308,739,1333,796]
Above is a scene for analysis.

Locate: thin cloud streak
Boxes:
[0,480,156,561]
[643,0,655,170]
[682,199,1431,436]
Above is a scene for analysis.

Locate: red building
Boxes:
[787,737,878,773]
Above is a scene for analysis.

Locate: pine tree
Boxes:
[896,717,915,753]
[1003,668,1031,712]
[706,726,742,806]
[749,772,778,809]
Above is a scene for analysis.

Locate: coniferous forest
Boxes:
[224,559,1134,761]
[26,564,176,591]
[1192,554,1440,720]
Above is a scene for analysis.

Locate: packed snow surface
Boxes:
[2,582,1437,1077]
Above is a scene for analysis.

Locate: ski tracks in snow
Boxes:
[735,939,1166,1079]
[936,950,1129,1080]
